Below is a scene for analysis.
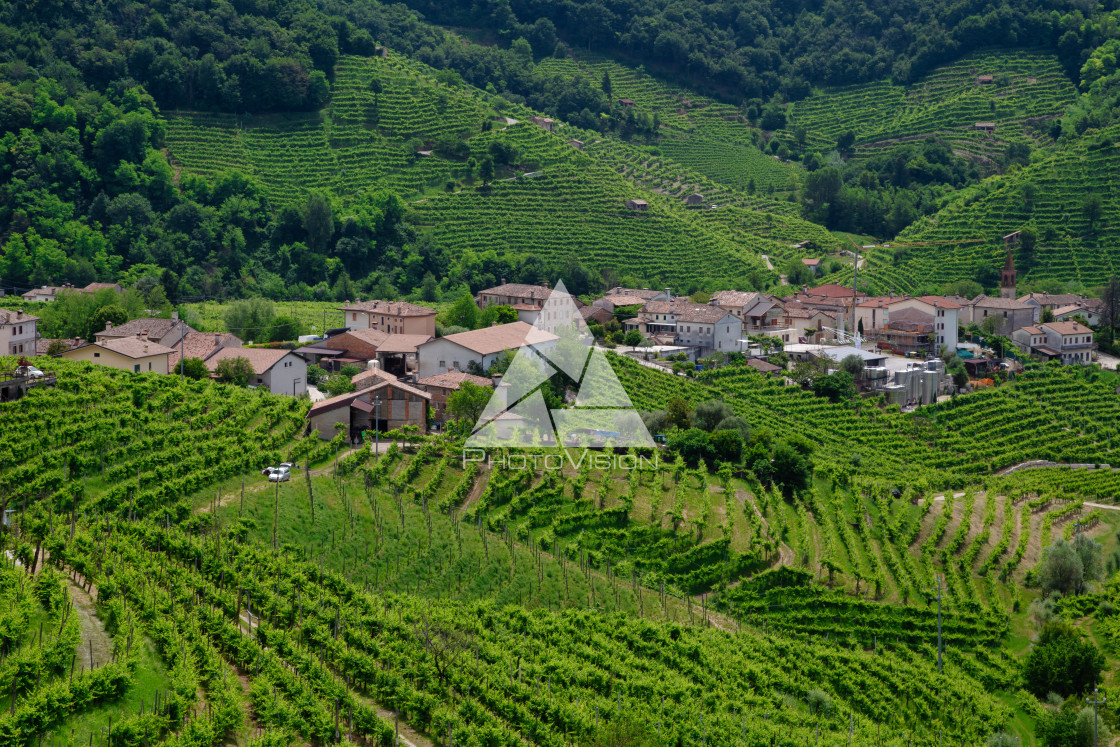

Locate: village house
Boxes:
[683,193,704,206]
[567,139,584,150]
[625,199,650,211]
[80,282,124,294]
[530,116,557,132]
[625,301,742,356]
[0,308,38,356]
[1012,322,1096,365]
[21,285,69,302]
[167,332,243,371]
[710,291,788,334]
[306,379,430,440]
[855,296,960,354]
[338,300,436,336]
[205,347,307,396]
[416,322,559,379]
[350,365,398,392]
[96,316,194,348]
[1018,292,1104,323]
[1052,304,1100,326]
[964,296,1035,336]
[415,370,494,427]
[977,75,994,84]
[62,334,174,374]
[477,282,552,309]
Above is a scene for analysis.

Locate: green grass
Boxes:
[54,638,172,742]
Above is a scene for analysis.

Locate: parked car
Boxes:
[268,467,290,482]
[17,365,43,378]
[279,462,299,471]
[261,466,276,476]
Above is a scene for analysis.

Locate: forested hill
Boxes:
[3,0,1120,302]
[402,0,1095,98]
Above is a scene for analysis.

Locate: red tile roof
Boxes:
[805,284,857,299]
[168,332,242,368]
[478,283,553,301]
[429,322,558,355]
[205,347,295,374]
[376,334,433,354]
[94,337,175,359]
[337,300,436,316]
[0,308,40,325]
[415,371,493,390]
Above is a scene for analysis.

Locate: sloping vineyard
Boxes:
[891,123,1120,290]
[787,50,1075,162]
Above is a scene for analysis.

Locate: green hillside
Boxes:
[835,122,1120,294]
[787,50,1076,164]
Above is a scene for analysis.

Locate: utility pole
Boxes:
[930,575,945,672]
[1086,687,1107,747]
[1073,518,1083,537]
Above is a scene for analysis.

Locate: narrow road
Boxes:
[68,580,113,672]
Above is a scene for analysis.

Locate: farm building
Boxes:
[95,315,194,348]
[306,379,430,441]
[618,99,635,107]
[1002,230,1021,247]
[625,199,649,211]
[977,75,994,84]
[801,258,822,275]
[0,308,37,356]
[338,299,436,336]
[683,193,704,206]
[567,139,584,150]
[530,116,557,132]
[974,122,996,133]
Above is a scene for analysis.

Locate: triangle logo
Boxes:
[465,279,654,449]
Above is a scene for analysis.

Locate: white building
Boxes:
[1012,321,1095,365]
[205,348,307,395]
[855,296,960,354]
[416,322,558,379]
[0,309,38,356]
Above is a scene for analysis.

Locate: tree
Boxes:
[668,427,711,468]
[665,396,691,430]
[601,70,613,98]
[303,191,334,251]
[623,330,643,347]
[445,293,479,330]
[85,304,128,341]
[980,314,1003,337]
[772,441,811,493]
[1083,194,1103,232]
[812,370,855,403]
[447,381,492,425]
[806,689,832,717]
[478,156,495,185]
[179,357,211,380]
[790,360,822,388]
[584,720,658,747]
[709,428,743,463]
[223,298,275,341]
[267,316,302,342]
[1040,307,1055,323]
[694,400,734,431]
[45,339,70,357]
[321,373,356,397]
[1102,274,1120,338]
[215,357,255,386]
[478,304,518,327]
[1039,536,1101,597]
[1024,621,1104,699]
[839,353,865,378]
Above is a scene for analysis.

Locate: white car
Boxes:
[279,462,299,471]
[268,467,290,482]
[19,366,44,379]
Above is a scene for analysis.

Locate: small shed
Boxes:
[530,116,557,132]
[683,193,704,206]
[625,199,649,211]
[1003,230,1021,247]
[567,139,584,150]
[415,149,432,157]
[977,75,994,84]
[375,45,389,58]
[618,98,636,107]
[974,122,996,133]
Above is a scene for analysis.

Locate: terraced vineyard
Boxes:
[165,53,499,206]
[880,122,1120,291]
[409,166,776,287]
[787,50,1076,164]
[2,359,1075,746]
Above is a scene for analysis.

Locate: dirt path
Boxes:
[735,489,794,566]
[459,467,491,514]
[68,579,113,672]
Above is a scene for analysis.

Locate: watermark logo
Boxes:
[464,280,654,453]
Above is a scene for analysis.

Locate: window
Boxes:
[453,361,459,368]
[133,364,140,373]
[94,352,100,358]
[439,360,446,368]
[257,377,263,383]
[148,362,153,370]
[352,313,357,321]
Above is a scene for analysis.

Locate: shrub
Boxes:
[1024,622,1104,699]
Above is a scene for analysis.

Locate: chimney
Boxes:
[137,331,144,340]
[491,373,502,388]
[501,277,507,285]
[172,311,179,321]
[543,280,550,290]
[665,287,671,303]
[15,310,21,320]
[105,321,113,331]
[215,332,221,346]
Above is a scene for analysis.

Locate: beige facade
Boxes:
[63,343,170,374]
[0,309,38,356]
